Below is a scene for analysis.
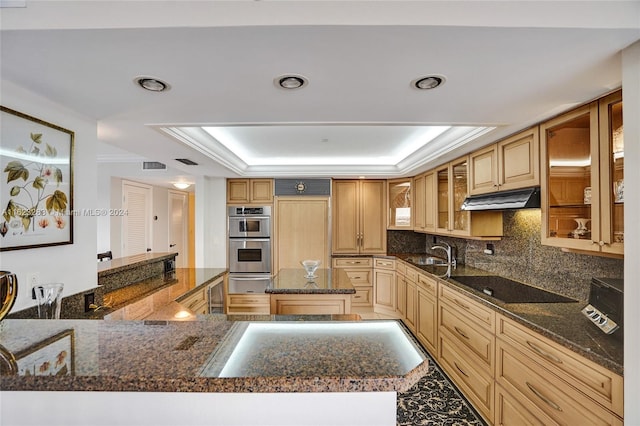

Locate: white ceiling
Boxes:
[1,1,639,186]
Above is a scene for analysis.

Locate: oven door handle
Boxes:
[229,276,272,281]
[229,238,271,242]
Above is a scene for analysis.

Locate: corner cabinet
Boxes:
[227,179,274,204]
[332,180,387,254]
[469,127,539,195]
[540,90,623,256]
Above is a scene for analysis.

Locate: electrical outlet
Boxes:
[28,272,40,299]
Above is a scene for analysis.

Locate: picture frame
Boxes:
[14,329,75,376]
[1,106,74,251]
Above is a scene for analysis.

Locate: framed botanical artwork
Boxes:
[14,329,75,376]
[0,106,74,251]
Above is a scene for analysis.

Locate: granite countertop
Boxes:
[0,317,428,393]
[267,268,356,294]
[392,254,623,376]
[98,252,178,277]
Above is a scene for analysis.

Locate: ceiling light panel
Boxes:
[202,125,451,166]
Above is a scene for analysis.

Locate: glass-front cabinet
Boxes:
[436,157,471,236]
[540,90,623,255]
[387,178,412,229]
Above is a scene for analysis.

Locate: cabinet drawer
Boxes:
[227,294,270,306]
[395,261,407,276]
[374,258,395,270]
[439,335,494,421]
[497,315,623,417]
[417,273,437,297]
[439,302,494,369]
[495,383,555,426]
[352,286,372,306]
[333,257,372,268]
[344,270,372,285]
[439,284,495,329]
[405,267,418,283]
[497,339,622,426]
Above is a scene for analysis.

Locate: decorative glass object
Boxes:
[300,260,321,279]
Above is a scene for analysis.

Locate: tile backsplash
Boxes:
[388,209,624,301]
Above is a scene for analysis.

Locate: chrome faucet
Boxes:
[431,242,456,269]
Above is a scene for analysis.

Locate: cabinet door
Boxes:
[541,103,600,251]
[451,158,470,235]
[436,165,450,233]
[499,127,539,191]
[599,91,624,255]
[413,175,425,231]
[423,171,436,232]
[405,279,417,332]
[373,269,395,314]
[388,178,412,229]
[250,179,274,203]
[417,287,437,355]
[332,180,360,254]
[395,273,406,317]
[469,144,498,195]
[360,180,387,254]
[227,179,250,204]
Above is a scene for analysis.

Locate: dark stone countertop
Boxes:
[0,317,428,393]
[391,254,623,376]
[267,268,356,294]
[98,252,178,278]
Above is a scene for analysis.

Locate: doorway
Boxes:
[169,190,189,268]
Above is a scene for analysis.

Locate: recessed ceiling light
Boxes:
[412,75,446,90]
[134,76,171,92]
[275,74,308,90]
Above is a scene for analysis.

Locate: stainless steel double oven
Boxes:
[228,206,272,293]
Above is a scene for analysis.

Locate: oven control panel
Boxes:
[582,304,619,334]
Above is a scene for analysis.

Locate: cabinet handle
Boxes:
[454,326,469,339]
[526,382,563,412]
[526,341,563,364]
[453,298,471,311]
[454,361,469,378]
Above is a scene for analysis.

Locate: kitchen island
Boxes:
[0,316,428,426]
[267,268,356,314]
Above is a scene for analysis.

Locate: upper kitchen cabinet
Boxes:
[469,127,540,195]
[540,90,623,256]
[227,179,274,204]
[435,157,503,239]
[413,171,436,233]
[332,179,387,255]
[387,178,412,229]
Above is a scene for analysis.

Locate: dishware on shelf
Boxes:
[300,260,321,279]
[571,218,591,239]
[34,283,64,319]
[0,271,18,323]
[614,180,624,203]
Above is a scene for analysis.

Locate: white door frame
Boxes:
[168,189,189,268]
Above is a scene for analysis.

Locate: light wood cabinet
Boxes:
[438,284,496,422]
[332,180,387,254]
[405,273,417,332]
[413,174,425,230]
[373,258,395,315]
[271,293,352,315]
[179,286,208,314]
[434,157,503,239]
[416,273,438,355]
[469,127,540,195]
[332,257,373,307]
[395,263,406,318]
[226,293,270,314]
[274,196,330,272]
[540,90,623,256]
[496,314,623,418]
[413,171,437,233]
[387,178,412,229]
[227,179,273,204]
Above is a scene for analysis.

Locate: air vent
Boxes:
[142,161,167,170]
[175,158,198,166]
[275,179,331,196]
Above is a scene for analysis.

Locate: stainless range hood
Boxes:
[460,187,541,211]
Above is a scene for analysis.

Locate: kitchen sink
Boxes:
[406,256,448,266]
[450,275,578,304]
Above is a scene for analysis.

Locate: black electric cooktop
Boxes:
[450,275,578,304]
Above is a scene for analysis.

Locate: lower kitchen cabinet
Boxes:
[404,269,417,332]
[416,273,438,355]
[496,314,623,424]
[332,257,373,307]
[226,294,270,315]
[373,258,396,315]
[270,294,352,315]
